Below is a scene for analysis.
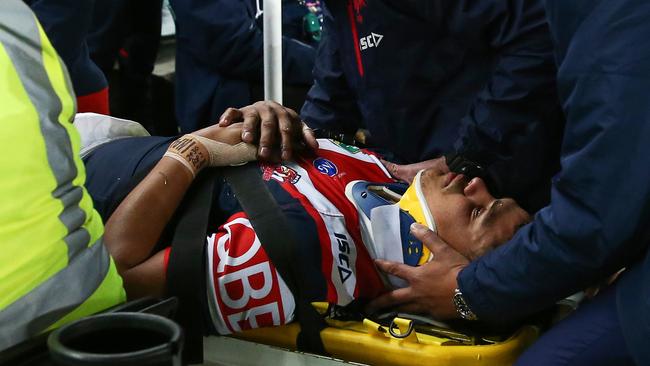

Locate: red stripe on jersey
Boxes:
[269,172,340,304]
[210,213,289,333]
[296,149,390,299]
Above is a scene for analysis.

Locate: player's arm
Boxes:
[104,124,254,297]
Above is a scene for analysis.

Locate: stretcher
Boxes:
[197,149,541,365]
[72,117,541,366]
[225,304,539,366]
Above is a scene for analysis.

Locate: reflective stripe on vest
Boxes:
[0,0,125,350]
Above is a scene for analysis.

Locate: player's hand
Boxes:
[381,157,449,183]
[218,101,319,161]
[368,223,468,319]
[194,122,247,145]
[166,123,258,175]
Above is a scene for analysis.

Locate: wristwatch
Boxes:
[453,288,478,321]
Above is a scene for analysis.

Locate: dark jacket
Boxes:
[458,1,650,364]
[25,0,107,96]
[301,0,563,211]
[171,0,317,132]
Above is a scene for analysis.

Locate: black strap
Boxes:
[223,164,328,355]
[167,169,220,364]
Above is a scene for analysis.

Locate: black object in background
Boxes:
[47,313,183,366]
[0,298,180,366]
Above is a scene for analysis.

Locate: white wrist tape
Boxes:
[191,134,258,167]
[163,135,208,177]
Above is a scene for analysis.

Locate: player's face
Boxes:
[420,169,531,259]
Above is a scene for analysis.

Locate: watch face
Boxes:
[453,290,478,321]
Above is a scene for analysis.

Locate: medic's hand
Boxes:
[381,157,449,184]
[368,223,468,319]
[218,101,319,161]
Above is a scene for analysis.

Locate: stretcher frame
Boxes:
[204,320,539,366]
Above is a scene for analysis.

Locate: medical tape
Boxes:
[163,134,209,178]
[164,134,259,178]
[191,135,258,167]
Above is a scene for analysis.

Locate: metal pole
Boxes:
[263,0,282,104]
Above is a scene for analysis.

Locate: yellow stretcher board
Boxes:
[233,316,539,366]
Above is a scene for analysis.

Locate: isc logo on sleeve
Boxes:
[359,32,384,50]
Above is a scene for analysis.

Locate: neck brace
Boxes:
[398,170,436,233]
[345,170,436,288]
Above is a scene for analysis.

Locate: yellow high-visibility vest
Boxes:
[0,0,125,350]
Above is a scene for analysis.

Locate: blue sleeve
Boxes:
[300,5,361,134]
[171,0,314,84]
[458,0,650,324]
[26,0,107,95]
[446,0,563,203]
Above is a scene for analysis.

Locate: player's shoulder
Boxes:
[312,139,392,181]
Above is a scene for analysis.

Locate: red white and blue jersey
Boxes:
[205,139,393,335]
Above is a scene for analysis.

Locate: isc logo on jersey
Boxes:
[334,233,353,283]
[359,32,383,51]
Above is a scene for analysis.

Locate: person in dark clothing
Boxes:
[25,0,110,114]
[301,0,564,213]
[170,0,318,133]
[369,1,650,365]
[88,0,163,78]
[86,0,177,136]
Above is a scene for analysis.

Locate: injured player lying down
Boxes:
[89,123,530,335]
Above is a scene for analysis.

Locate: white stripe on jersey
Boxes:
[288,162,358,305]
[206,233,230,335]
[206,219,295,334]
[317,139,393,179]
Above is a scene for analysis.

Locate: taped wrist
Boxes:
[191,135,257,167]
[163,135,209,177]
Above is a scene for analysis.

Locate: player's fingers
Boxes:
[218,107,243,127]
[380,159,400,178]
[283,106,319,151]
[367,287,415,313]
[257,103,278,159]
[411,223,467,263]
[395,302,428,315]
[240,107,260,144]
[375,259,417,282]
[301,122,319,151]
[410,224,447,257]
[273,106,293,161]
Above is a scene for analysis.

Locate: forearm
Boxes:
[104,125,257,274]
[300,11,361,133]
[105,157,194,273]
[459,67,650,324]
[105,132,213,273]
[452,4,562,207]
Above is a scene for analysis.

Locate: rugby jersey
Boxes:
[206,139,394,334]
